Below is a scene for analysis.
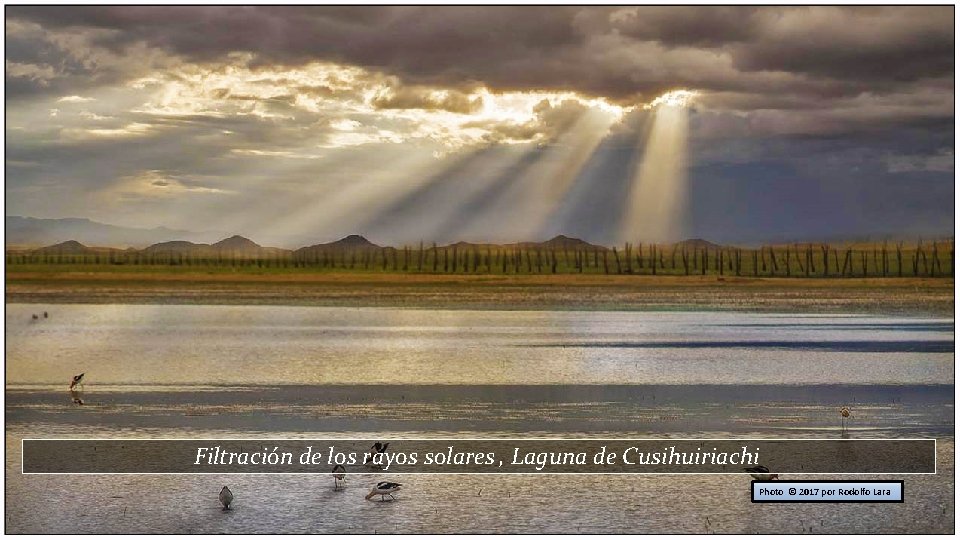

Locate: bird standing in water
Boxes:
[69,373,85,391]
[219,486,234,510]
[332,464,346,489]
[365,481,402,501]
[840,407,851,434]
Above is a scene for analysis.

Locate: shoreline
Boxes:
[5,273,954,315]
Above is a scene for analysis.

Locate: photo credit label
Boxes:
[752,481,904,503]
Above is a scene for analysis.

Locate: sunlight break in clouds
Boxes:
[106,170,230,204]
[621,90,697,243]
[62,122,155,139]
[127,60,630,150]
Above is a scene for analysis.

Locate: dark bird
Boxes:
[365,481,402,501]
[219,486,234,510]
[332,464,346,489]
[31,314,38,320]
[365,442,390,466]
[840,406,851,433]
[69,373,85,390]
[43,311,48,319]
[744,465,779,481]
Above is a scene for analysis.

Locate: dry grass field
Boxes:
[6,271,953,315]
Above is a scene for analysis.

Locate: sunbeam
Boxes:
[537,131,640,244]
[455,106,618,242]
[359,145,533,244]
[619,90,697,243]
[254,146,453,244]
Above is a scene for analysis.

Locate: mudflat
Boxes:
[6,271,954,314]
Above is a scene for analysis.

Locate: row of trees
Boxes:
[7,240,954,278]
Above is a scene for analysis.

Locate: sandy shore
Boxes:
[6,272,954,314]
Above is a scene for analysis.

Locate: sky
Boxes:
[5,6,955,247]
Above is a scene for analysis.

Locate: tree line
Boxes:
[7,240,954,278]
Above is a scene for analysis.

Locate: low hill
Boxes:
[143,240,208,254]
[209,235,289,257]
[514,235,607,251]
[676,238,722,250]
[325,234,380,249]
[143,236,289,258]
[441,236,608,251]
[295,235,381,254]
[442,241,485,249]
[212,235,261,252]
[33,240,124,255]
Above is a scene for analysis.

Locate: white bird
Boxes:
[365,481,402,501]
[744,465,779,481]
[219,486,234,510]
[69,373,85,391]
[332,464,346,489]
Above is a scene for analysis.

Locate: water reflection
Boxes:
[5,305,954,386]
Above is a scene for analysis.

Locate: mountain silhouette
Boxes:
[296,235,381,252]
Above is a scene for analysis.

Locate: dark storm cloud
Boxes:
[5,6,583,96]
[729,7,954,83]
[8,6,952,103]
[606,7,954,80]
[603,6,762,47]
[5,17,177,99]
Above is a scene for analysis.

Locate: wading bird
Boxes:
[840,407,851,433]
[365,481,402,501]
[69,373,85,391]
[219,486,234,510]
[365,442,390,467]
[744,465,779,481]
[332,464,346,489]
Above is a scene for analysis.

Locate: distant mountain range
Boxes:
[7,216,951,252]
[7,216,708,253]
[22,236,290,258]
[22,234,953,262]
[5,214,735,257]
[11,233,625,258]
[6,216,224,248]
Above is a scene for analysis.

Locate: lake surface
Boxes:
[5,304,955,533]
[6,304,954,386]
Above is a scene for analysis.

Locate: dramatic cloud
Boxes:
[5,6,954,244]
